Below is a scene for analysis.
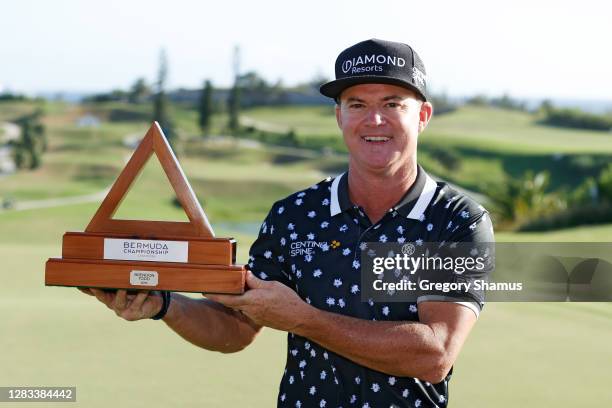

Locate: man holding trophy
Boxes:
[83,39,494,408]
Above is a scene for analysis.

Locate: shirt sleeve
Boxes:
[247,202,292,288]
[417,209,495,317]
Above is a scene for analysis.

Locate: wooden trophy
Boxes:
[45,122,246,294]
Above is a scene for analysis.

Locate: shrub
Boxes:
[487,171,567,228]
[541,107,612,131]
[597,164,612,203]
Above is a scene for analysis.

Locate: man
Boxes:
[84,39,494,407]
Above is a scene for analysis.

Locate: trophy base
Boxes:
[62,231,237,265]
[45,258,246,294]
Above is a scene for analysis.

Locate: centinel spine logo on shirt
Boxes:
[290,240,329,256]
[341,54,406,74]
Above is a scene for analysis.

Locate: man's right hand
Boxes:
[79,287,261,353]
[79,288,164,321]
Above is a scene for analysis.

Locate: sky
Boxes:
[2,0,612,101]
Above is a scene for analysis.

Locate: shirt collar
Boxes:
[329,165,438,220]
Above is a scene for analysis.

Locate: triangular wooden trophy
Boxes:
[45,122,245,294]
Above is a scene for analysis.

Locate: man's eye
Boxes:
[385,102,400,108]
[349,104,364,109]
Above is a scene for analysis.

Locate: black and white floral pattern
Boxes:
[249,166,494,408]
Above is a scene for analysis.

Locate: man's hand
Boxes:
[206,271,313,332]
[79,288,163,321]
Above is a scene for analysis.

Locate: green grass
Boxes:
[0,100,47,121]
[426,106,612,154]
[0,126,138,201]
[0,243,286,408]
[241,104,612,154]
[242,105,337,135]
[3,201,612,407]
[498,223,612,242]
[453,302,612,408]
[2,100,612,407]
[238,105,612,194]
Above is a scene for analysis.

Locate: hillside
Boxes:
[1,100,611,408]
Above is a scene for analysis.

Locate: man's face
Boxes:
[335,83,432,175]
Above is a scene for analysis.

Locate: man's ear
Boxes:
[419,101,433,133]
[335,104,342,129]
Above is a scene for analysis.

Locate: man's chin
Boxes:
[349,155,415,176]
[356,162,398,175]
[360,155,400,170]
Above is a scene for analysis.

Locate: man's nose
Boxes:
[364,108,385,126]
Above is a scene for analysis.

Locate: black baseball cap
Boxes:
[320,38,428,102]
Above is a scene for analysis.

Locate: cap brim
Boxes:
[320,75,427,101]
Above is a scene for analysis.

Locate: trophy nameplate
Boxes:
[45,122,246,294]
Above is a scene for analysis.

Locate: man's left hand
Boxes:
[206,271,313,332]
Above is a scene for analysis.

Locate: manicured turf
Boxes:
[2,209,612,407]
[243,104,612,154]
[1,101,611,407]
[241,105,612,193]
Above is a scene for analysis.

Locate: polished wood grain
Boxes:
[46,258,246,294]
[86,122,214,237]
[46,122,244,294]
[62,232,236,265]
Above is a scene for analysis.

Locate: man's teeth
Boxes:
[364,136,390,142]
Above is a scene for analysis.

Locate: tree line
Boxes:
[11,109,47,170]
[539,100,612,131]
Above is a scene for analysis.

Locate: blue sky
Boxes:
[2,0,611,100]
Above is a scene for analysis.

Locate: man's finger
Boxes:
[114,289,128,310]
[245,270,270,290]
[78,287,94,296]
[128,291,151,312]
[206,293,249,309]
[90,288,113,307]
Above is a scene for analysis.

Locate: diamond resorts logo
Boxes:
[341,54,406,74]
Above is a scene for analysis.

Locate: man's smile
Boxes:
[361,135,392,143]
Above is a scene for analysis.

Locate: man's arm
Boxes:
[80,200,289,353]
[83,288,262,353]
[162,293,262,353]
[208,272,476,383]
[294,301,476,383]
